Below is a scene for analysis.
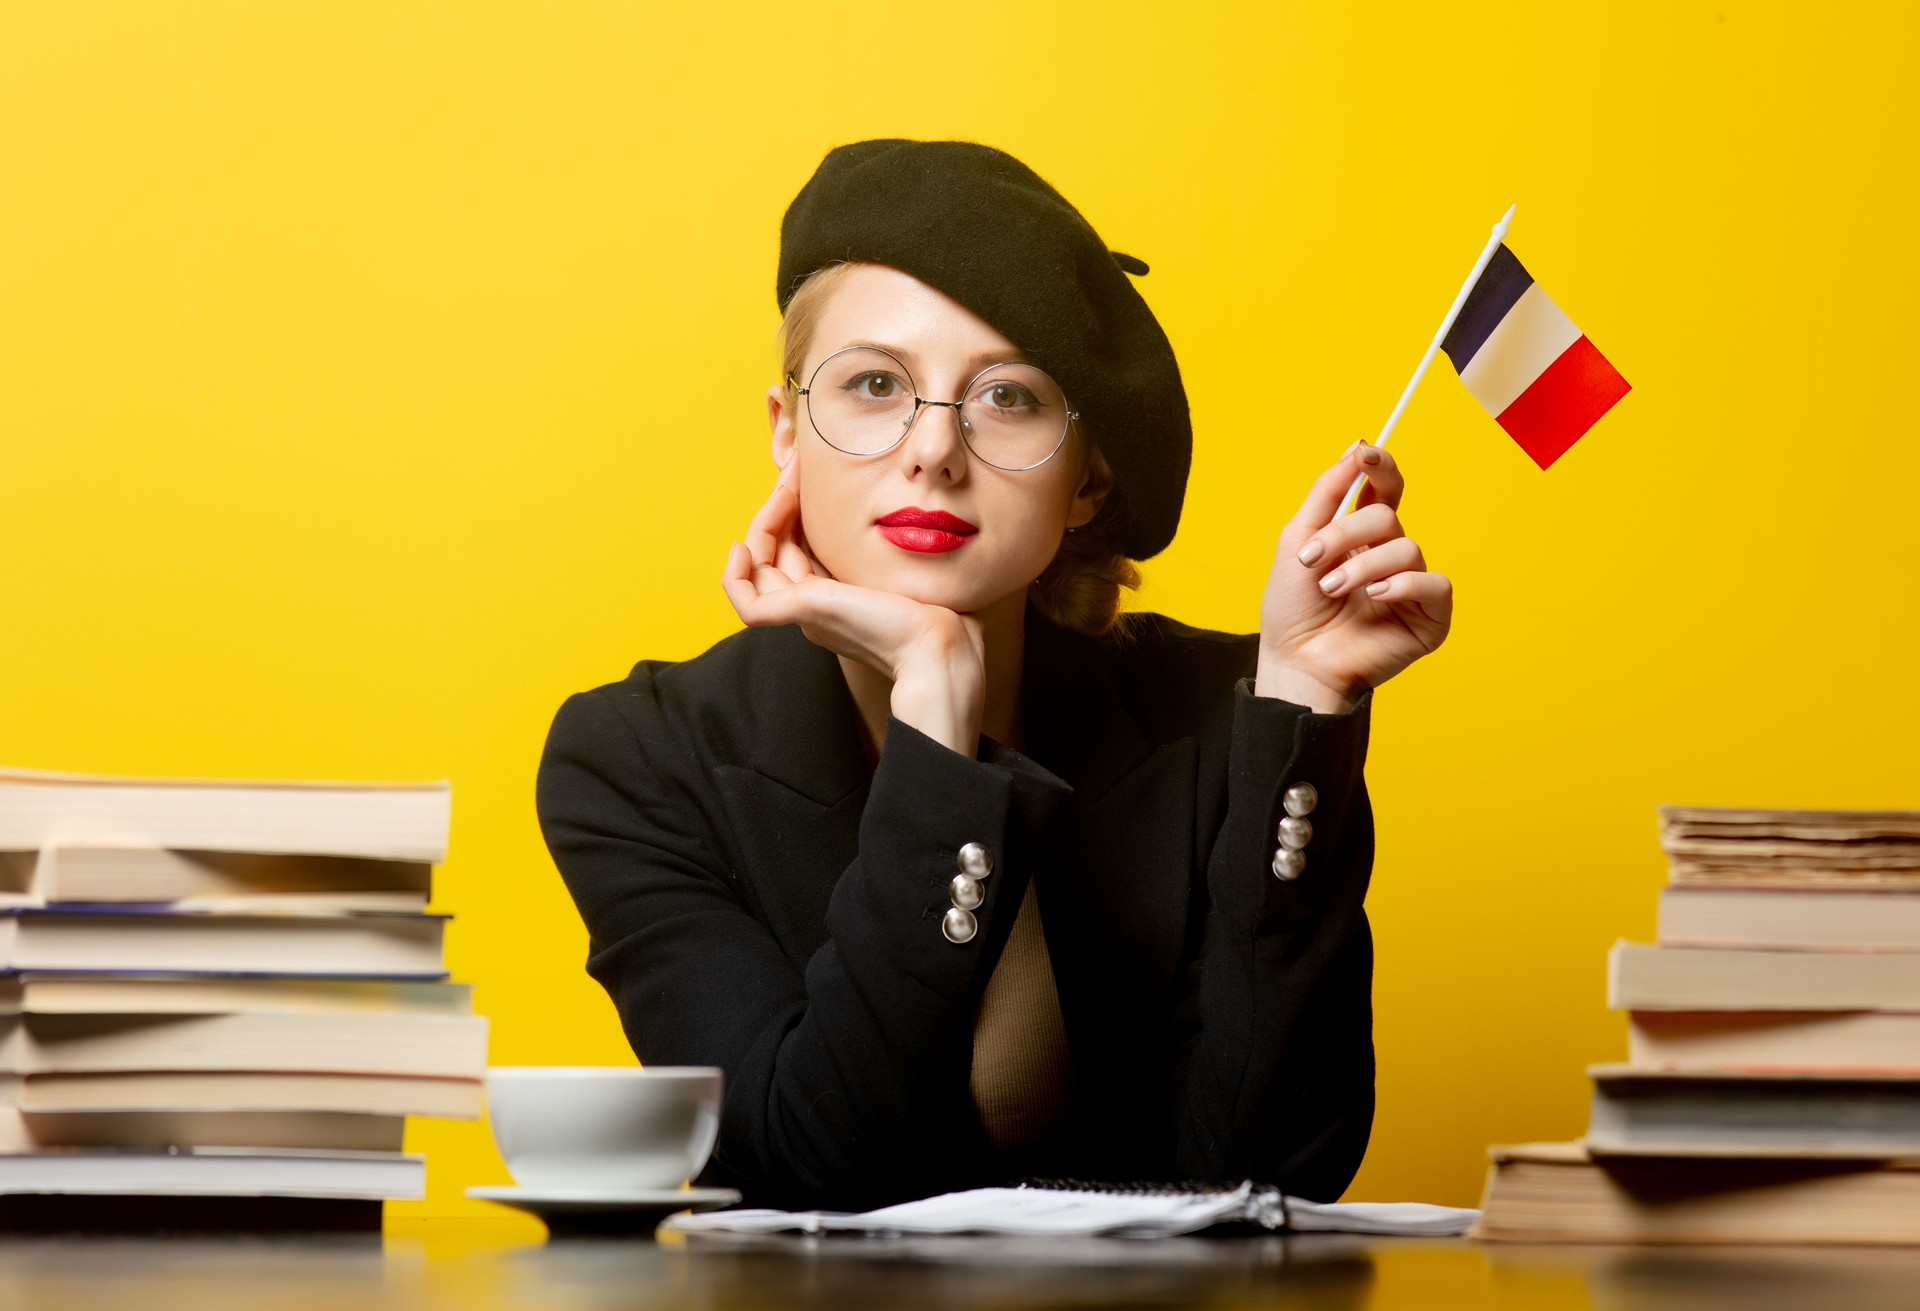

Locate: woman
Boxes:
[536,139,1452,1212]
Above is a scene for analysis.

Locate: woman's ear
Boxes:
[1066,441,1116,529]
[768,384,797,471]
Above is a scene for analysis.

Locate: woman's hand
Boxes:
[1255,440,1453,713]
[722,454,986,754]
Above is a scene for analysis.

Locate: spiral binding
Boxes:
[1015,1177,1235,1196]
[1013,1177,1294,1230]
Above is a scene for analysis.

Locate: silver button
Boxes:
[949,874,984,911]
[1284,782,1318,817]
[1277,815,1313,850]
[1272,848,1305,881]
[942,906,978,943]
[957,842,994,879]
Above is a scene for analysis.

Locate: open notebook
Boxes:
[662,1179,1479,1239]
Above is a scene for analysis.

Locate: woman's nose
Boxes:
[898,399,969,479]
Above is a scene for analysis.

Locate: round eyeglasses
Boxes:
[787,346,1077,472]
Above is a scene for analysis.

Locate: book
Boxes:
[0,847,431,910]
[1668,865,1920,891]
[1627,1010,1920,1073]
[0,974,472,1017]
[0,1105,405,1152]
[11,1069,483,1118]
[1473,1140,1920,1244]
[662,1180,1479,1239]
[0,766,450,862]
[1585,1064,1920,1158]
[0,1193,381,1232]
[1658,806,1920,840]
[1657,885,1920,951]
[0,906,449,976]
[1609,941,1920,1011]
[0,1146,424,1199]
[1658,805,1920,888]
[0,1011,489,1078]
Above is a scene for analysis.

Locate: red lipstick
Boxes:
[876,507,978,554]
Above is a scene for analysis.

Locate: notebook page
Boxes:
[665,1184,1251,1237]
[1283,1199,1479,1236]
[837,1184,1252,1236]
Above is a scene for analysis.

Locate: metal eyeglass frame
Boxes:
[786,344,1078,472]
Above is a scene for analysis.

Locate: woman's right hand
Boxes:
[722,454,986,754]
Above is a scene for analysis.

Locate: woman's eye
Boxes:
[847,373,900,400]
[984,382,1038,409]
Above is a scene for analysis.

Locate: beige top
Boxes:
[968,876,1073,1153]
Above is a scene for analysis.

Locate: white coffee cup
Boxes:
[485,1066,722,1191]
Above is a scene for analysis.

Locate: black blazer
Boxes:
[535,597,1376,1211]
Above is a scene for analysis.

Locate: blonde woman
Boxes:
[537,139,1452,1211]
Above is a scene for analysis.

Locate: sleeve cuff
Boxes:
[830,714,1073,999]
[1225,678,1374,928]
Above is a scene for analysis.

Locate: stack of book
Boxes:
[1475,804,1920,1244]
[0,765,486,1229]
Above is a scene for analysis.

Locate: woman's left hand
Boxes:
[1255,440,1453,713]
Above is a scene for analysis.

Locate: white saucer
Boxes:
[467,1185,742,1233]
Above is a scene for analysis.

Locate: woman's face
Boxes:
[766,263,1110,616]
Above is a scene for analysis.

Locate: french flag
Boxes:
[1440,244,1630,470]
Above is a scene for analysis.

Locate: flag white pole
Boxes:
[1335,203,1517,519]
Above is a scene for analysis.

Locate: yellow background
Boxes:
[3,2,1915,1221]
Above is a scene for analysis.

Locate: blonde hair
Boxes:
[776,260,1143,643]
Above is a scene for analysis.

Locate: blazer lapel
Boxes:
[734,623,872,807]
[710,625,871,970]
[1020,604,1199,1045]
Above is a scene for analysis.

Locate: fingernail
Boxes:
[1297,540,1325,566]
[1365,580,1389,597]
[1358,444,1382,465]
[1320,568,1347,594]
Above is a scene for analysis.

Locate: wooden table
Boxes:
[1,1216,1917,1309]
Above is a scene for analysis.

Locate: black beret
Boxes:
[776,138,1191,561]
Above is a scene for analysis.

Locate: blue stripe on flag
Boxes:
[1441,244,1535,372]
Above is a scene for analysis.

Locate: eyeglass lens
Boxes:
[803,347,1070,470]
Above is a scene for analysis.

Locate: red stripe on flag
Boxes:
[1495,335,1630,470]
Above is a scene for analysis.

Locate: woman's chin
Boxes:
[880,580,986,612]
[830,560,1002,615]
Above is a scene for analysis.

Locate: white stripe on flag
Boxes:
[1458,282,1583,417]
